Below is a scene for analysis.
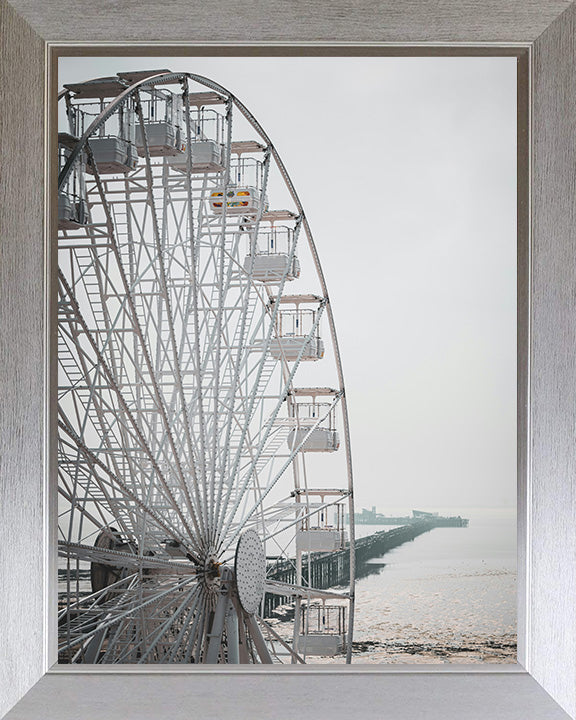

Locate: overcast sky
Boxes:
[59,56,517,514]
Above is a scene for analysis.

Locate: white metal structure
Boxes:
[57,69,355,664]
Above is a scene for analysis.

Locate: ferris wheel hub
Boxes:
[204,557,221,578]
[234,530,266,615]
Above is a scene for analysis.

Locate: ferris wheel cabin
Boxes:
[244,224,301,284]
[295,498,348,552]
[166,93,227,172]
[134,90,185,156]
[269,295,325,361]
[294,489,349,655]
[58,134,89,229]
[210,187,264,214]
[210,155,269,215]
[287,395,340,453]
[289,424,339,452]
[84,98,139,173]
[299,604,347,657]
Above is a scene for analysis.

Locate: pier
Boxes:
[264,520,436,617]
[351,509,469,528]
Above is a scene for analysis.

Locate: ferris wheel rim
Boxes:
[57,68,356,662]
[58,66,355,499]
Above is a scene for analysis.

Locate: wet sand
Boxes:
[268,513,517,664]
[319,634,516,664]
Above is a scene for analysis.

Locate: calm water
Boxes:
[342,509,517,664]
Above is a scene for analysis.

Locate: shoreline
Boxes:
[310,633,517,665]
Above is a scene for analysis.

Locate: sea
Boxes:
[59,507,517,664]
[334,507,517,664]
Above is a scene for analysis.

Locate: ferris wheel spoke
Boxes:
[206,120,236,537]
[58,466,192,560]
[256,617,305,664]
[134,96,200,486]
[222,423,269,550]
[58,327,161,464]
[58,481,118,542]
[180,91,213,536]
[214,225,303,537]
[163,585,204,663]
[205,309,258,540]
[87,161,207,542]
[219,439,304,555]
[134,584,202,664]
[58,432,140,547]
[59,271,204,551]
[58,572,139,623]
[177,586,209,665]
[217,305,327,550]
[58,449,136,546]
[59,574,198,655]
[265,581,349,602]
[59,391,202,554]
[212,263,279,536]
[59,577,141,656]
[58,540,198,574]
[207,228,228,541]
[122,285,202,490]
[188,101,263,541]
[205,152,272,541]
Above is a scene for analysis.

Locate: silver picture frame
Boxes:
[1,1,575,718]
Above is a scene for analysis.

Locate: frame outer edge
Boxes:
[3,0,576,44]
[0,0,46,717]
[1,0,576,717]
[531,3,576,717]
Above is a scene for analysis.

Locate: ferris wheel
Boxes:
[56,69,355,664]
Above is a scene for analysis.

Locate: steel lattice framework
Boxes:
[56,69,356,664]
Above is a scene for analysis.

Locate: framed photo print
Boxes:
[1,2,576,719]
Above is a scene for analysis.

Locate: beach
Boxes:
[268,508,517,664]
